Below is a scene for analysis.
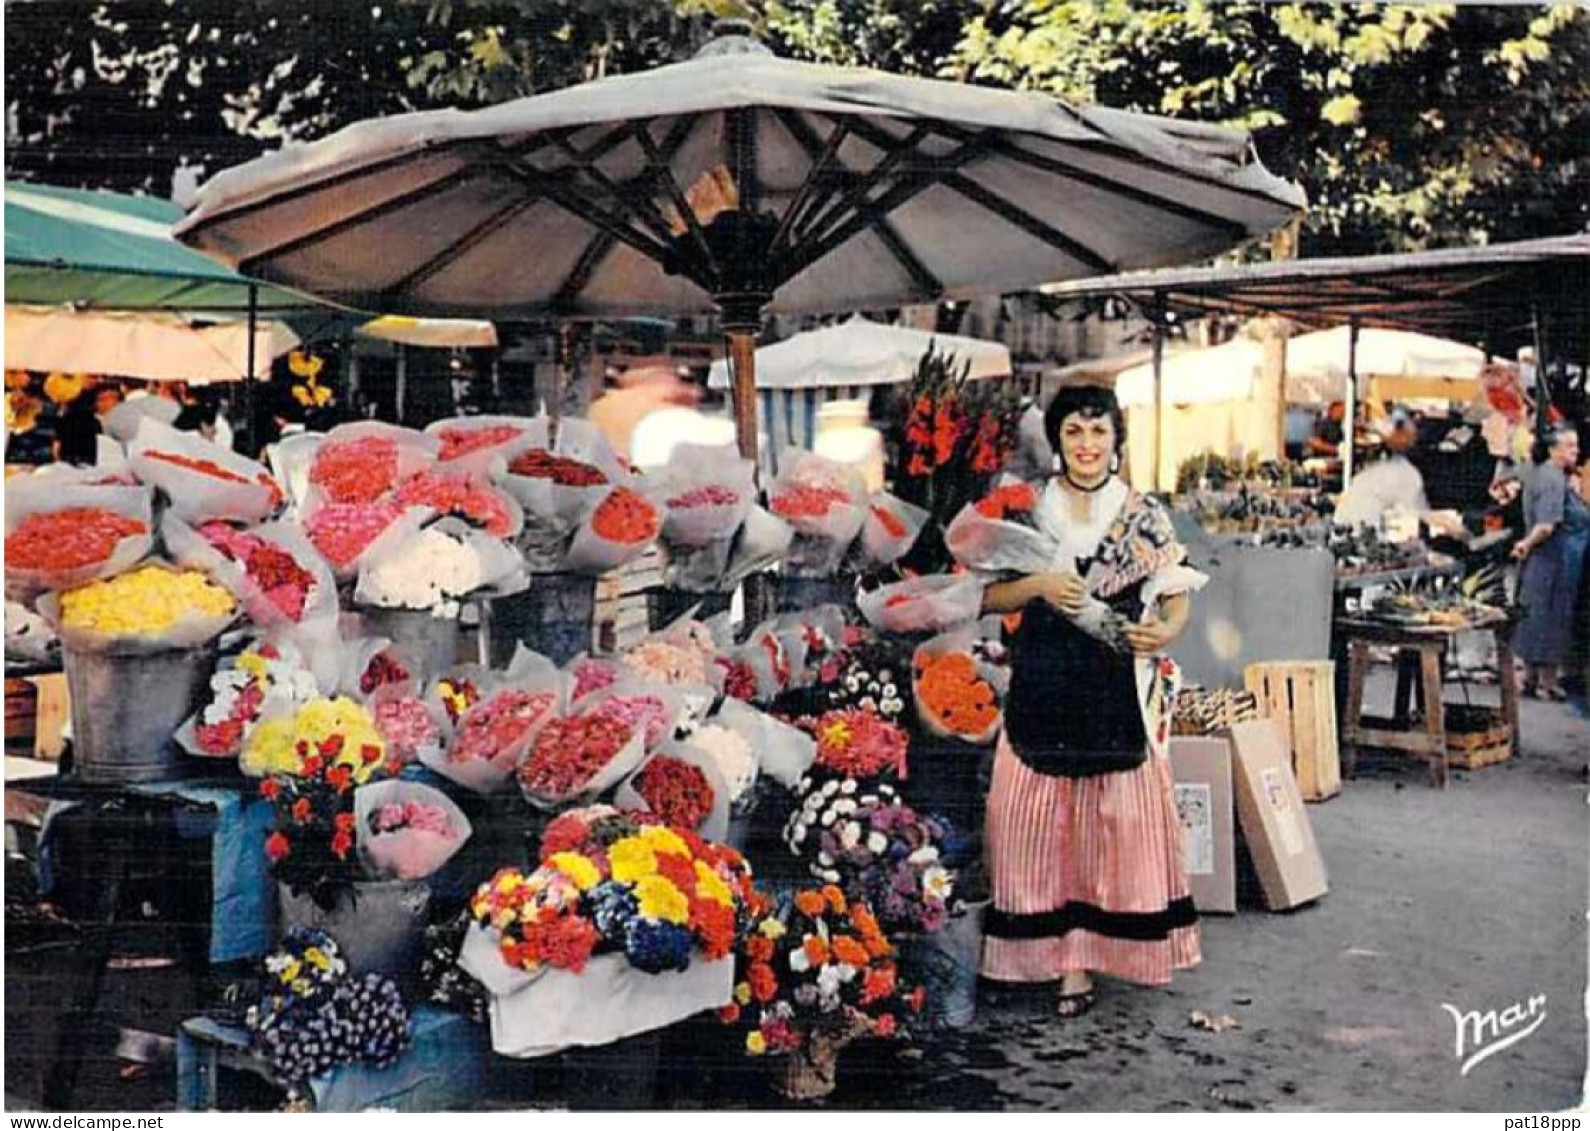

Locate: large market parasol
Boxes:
[175,21,1304,463]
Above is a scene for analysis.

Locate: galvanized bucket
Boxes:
[278,879,431,981]
[357,606,462,685]
[64,644,218,784]
[483,574,596,667]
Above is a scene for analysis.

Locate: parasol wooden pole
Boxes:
[727,327,760,468]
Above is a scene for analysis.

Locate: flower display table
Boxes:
[176,1006,489,1111]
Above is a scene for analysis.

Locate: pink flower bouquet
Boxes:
[355,779,472,881]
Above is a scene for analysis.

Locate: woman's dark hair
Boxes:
[1043,384,1127,462]
[54,393,102,466]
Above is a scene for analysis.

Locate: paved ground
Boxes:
[6,675,1586,1112]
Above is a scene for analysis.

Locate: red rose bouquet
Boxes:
[4,481,153,592]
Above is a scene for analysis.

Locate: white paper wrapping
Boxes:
[856,573,986,635]
[128,418,282,524]
[354,778,473,881]
[4,480,154,594]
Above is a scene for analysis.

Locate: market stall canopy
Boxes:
[1284,326,1490,405]
[705,315,1009,390]
[356,315,498,348]
[1039,234,1590,355]
[4,304,297,383]
[173,33,1303,322]
[5,181,336,315]
[1112,336,1263,408]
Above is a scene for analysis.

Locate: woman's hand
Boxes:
[1122,619,1177,656]
[1039,572,1088,616]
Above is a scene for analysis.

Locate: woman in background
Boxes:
[1513,425,1586,699]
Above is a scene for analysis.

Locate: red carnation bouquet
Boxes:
[945,477,1061,575]
[4,480,153,592]
[563,485,662,575]
[166,516,336,629]
[128,418,283,524]
[495,416,626,571]
[307,421,439,507]
[768,450,868,578]
[425,685,560,795]
[304,502,429,580]
[426,415,539,476]
[394,469,523,539]
[518,713,647,809]
[631,757,716,832]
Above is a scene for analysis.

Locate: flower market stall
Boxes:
[0,18,1313,1113]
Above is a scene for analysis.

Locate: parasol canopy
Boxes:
[1283,325,1491,405]
[174,23,1304,461]
[4,304,297,383]
[705,314,1009,390]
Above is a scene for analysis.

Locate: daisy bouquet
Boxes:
[783,779,957,935]
[768,450,868,578]
[805,708,909,783]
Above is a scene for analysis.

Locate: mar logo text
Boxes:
[1440,993,1547,1076]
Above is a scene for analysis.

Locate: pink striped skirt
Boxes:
[982,734,1200,987]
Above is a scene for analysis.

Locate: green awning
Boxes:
[5,181,338,315]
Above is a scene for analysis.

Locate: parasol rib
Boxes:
[381,191,544,298]
[940,171,1115,272]
[500,160,687,283]
[768,116,851,258]
[792,122,933,252]
[630,120,720,279]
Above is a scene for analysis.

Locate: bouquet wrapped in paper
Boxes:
[565,653,622,704]
[355,517,527,617]
[425,414,540,477]
[355,779,472,882]
[710,696,816,791]
[165,515,338,633]
[944,479,1057,575]
[496,417,626,571]
[856,573,985,636]
[368,685,448,767]
[306,421,439,507]
[618,619,724,691]
[578,680,688,751]
[422,651,565,795]
[721,505,795,590]
[856,491,930,569]
[911,629,1009,745]
[304,501,431,581]
[768,450,868,578]
[459,809,750,1056]
[5,480,153,594]
[615,742,732,841]
[128,418,285,524]
[655,443,756,591]
[43,560,236,655]
[177,638,323,760]
[516,711,647,810]
[269,432,323,515]
[562,485,662,575]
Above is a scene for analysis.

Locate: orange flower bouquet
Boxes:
[911,631,1010,745]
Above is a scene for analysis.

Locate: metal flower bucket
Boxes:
[277,879,431,981]
[898,901,987,1030]
[482,573,596,667]
[63,643,218,784]
[357,606,462,685]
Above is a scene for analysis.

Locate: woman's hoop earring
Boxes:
[1051,452,1064,473]
[1110,452,1121,475]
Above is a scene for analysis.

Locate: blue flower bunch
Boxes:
[247,928,412,1091]
[625,918,695,974]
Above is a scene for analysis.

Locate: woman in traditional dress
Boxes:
[980,384,1203,1017]
[1513,424,1586,699]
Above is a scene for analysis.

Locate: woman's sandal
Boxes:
[1056,989,1096,1019]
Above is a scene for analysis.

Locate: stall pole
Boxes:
[244,283,259,455]
[1343,317,1360,489]
[1150,293,1166,492]
[395,343,408,425]
[726,327,760,469]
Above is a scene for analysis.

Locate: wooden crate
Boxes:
[1243,660,1341,802]
[1444,705,1512,769]
[5,677,37,753]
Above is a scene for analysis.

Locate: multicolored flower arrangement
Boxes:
[244,697,393,903]
[783,779,957,935]
[721,885,921,1060]
[468,809,751,977]
[247,928,411,1096]
[197,521,319,623]
[190,642,320,758]
[806,708,909,782]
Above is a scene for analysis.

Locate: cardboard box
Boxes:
[1169,736,1237,914]
[1227,719,1329,910]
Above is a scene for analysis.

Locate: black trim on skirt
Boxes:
[985,897,1198,942]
